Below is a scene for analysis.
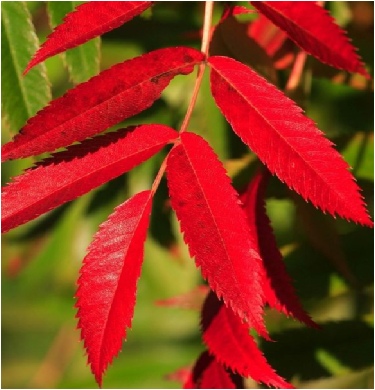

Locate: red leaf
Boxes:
[166,132,268,338]
[2,124,177,233]
[201,291,294,389]
[2,47,203,161]
[209,56,373,227]
[24,1,152,74]
[250,2,370,78]
[241,169,317,327]
[183,351,238,389]
[76,190,152,386]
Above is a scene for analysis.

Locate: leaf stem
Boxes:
[200,1,214,56]
[151,155,168,195]
[179,1,213,133]
[152,2,214,194]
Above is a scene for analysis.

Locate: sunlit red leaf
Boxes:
[2,47,203,161]
[241,169,317,327]
[209,56,373,227]
[76,190,152,386]
[201,291,294,389]
[166,132,268,338]
[250,2,370,78]
[2,124,177,232]
[24,1,152,74]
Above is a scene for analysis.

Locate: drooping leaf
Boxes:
[183,351,238,389]
[76,190,153,386]
[201,291,294,389]
[208,56,373,227]
[2,47,203,162]
[47,1,101,84]
[250,2,370,78]
[2,124,177,233]
[24,1,152,74]
[1,2,51,133]
[241,169,317,327]
[166,132,268,338]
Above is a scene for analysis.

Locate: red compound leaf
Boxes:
[241,169,317,327]
[209,55,373,227]
[76,190,152,386]
[3,47,203,161]
[24,1,152,74]
[250,1,370,78]
[2,124,177,232]
[166,132,268,338]
[201,291,294,389]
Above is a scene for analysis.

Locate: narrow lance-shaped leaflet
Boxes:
[2,124,178,232]
[241,169,317,327]
[209,55,373,227]
[166,132,268,338]
[76,190,153,386]
[2,47,204,161]
[24,1,153,74]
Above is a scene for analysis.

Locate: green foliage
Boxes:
[1,2,51,135]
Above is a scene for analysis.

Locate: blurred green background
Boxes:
[1,2,374,388]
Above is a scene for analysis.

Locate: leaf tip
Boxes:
[23,56,39,76]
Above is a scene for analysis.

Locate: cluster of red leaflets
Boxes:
[2,2,372,388]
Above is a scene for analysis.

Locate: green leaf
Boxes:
[47,1,101,84]
[1,2,51,134]
[342,132,374,181]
